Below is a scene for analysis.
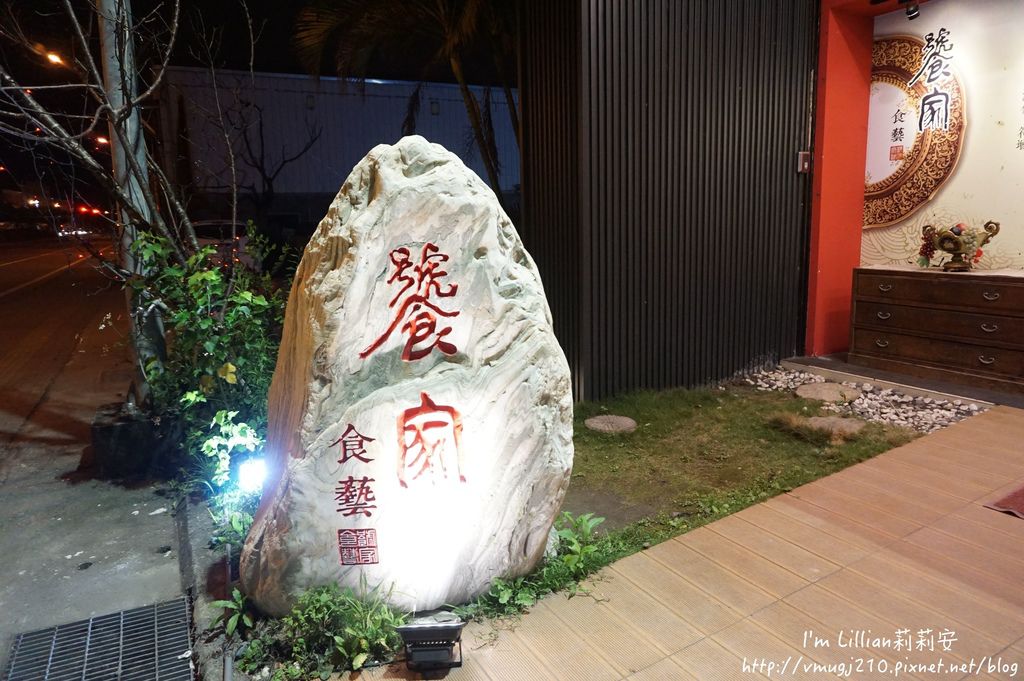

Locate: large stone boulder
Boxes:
[240,136,573,616]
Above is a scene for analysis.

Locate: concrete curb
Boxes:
[176,496,235,681]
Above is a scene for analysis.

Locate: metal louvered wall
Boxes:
[521,0,817,400]
[519,1,583,390]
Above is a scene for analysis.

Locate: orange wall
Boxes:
[805,1,874,356]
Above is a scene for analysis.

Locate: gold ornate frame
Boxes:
[863,35,966,229]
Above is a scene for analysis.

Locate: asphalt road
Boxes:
[0,237,122,445]
[0,237,182,669]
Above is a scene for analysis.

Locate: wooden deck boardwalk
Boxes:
[356,406,1024,680]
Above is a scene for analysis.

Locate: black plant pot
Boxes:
[91,402,184,480]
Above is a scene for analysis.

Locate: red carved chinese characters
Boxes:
[337,528,378,565]
[397,392,464,488]
[334,424,380,565]
[330,424,375,464]
[335,475,377,517]
[360,243,460,361]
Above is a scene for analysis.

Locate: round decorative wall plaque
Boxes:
[863,35,965,229]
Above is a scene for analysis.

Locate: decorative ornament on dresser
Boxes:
[918,220,999,271]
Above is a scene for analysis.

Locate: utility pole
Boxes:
[96,0,164,407]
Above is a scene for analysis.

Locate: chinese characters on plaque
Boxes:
[336,243,467,567]
[1018,91,1024,151]
[909,28,955,133]
[890,108,907,161]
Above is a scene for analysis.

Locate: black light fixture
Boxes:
[888,0,921,20]
[397,618,467,672]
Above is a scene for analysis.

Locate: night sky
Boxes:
[1,0,512,208]
[149,0,509,84]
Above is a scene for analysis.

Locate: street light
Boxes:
[46,52,64,65]
[96,136,109,145]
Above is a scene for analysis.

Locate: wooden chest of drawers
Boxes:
[848,267,1024,394]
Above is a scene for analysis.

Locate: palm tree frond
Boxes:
[293,5,348,74]
[402,83,424,136]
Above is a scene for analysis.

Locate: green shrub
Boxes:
[238,582,407,679]
[131,225,287,489]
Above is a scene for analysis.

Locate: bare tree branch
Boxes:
[146,147,199,250]
[131,0,180,106]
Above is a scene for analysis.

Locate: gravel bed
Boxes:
[744,367,986,433]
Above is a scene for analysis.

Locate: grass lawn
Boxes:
[563,381,918,546]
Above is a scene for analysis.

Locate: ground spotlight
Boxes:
[906,3,920,19]
[238,458,267,494]
[397,617,466,672]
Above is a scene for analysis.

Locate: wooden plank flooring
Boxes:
[347,406,1024,680]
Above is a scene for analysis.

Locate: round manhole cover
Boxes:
[584,415,638,433]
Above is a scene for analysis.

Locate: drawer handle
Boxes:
[978,355,996,366]
[876,311,892,320]
[878,283,893,293]
[980,323,999,333]
[875,339,890,348]
[982,291,1001,301]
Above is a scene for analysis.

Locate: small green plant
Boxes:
[556,511,604,579]
[200,410,261,486]
[238,582,407,678]
[456,511,608,620]
[481,575,541,614]
[209,507,255,547]
[210,588,254,637]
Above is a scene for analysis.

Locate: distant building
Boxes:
[0,189,27,210]
[156,66,519,244]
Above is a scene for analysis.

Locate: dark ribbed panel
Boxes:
[519,0,583,397]
[522,0,816,399]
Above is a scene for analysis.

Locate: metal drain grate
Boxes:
[3,597,193,681]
